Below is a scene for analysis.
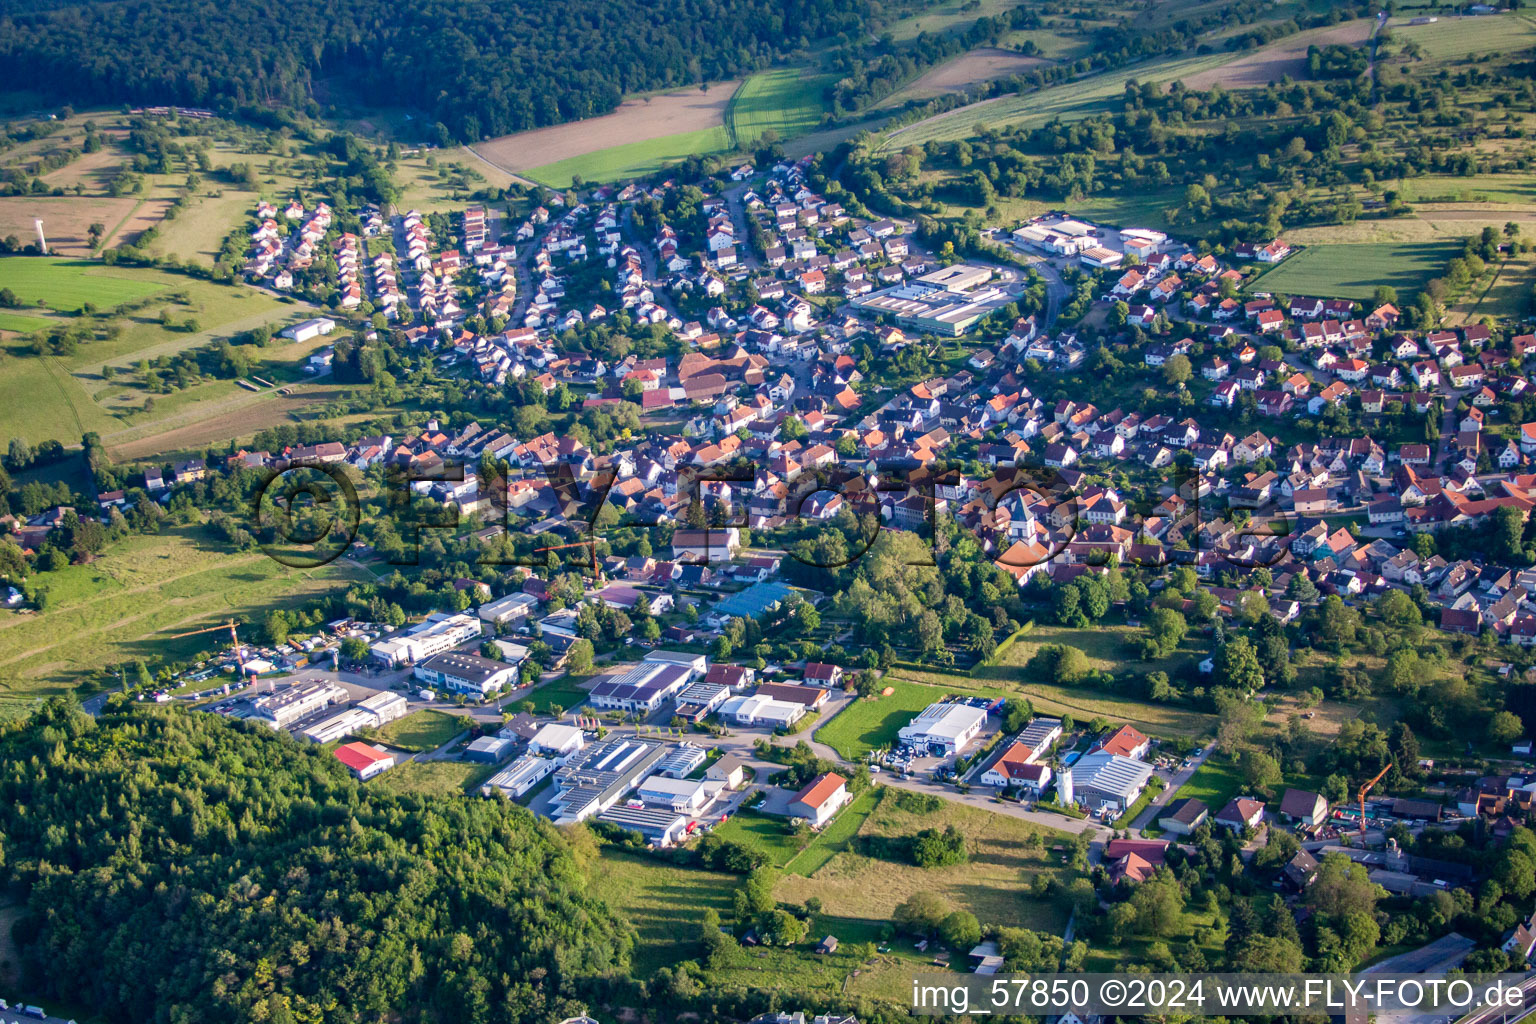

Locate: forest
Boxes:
[0,700,628,1023]
[0,0,876,142]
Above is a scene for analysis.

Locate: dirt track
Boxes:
[1182,20,1374,90]
[472,83,741,173]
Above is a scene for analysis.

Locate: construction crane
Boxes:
[1358,762,1393,838]
[167,619,252,689]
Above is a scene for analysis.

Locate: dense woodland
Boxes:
[0,0,877,142]
[0,701,627,1024]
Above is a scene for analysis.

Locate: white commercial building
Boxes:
[414,650,518,696]
[371,612,483,666]
[529,722,587,758]
[636,775,714,814]
[718,693,805,729]
[300,691,409,744]
[482,754,557,799]
[281,317,337,342]
[477,591,541,626]
[898,702,988,755]
[253,680,347,729]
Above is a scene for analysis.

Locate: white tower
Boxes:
[33,220,47,255]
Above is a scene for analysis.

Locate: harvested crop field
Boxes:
[1182,20,1374,90]
[891,47,1048,101]
[472,82,740,173]
[0,195,140,257]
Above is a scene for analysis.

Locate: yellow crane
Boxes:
[167,619,250,686]
[1358,762,1393,838]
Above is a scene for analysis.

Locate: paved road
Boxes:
[1128,743,1213,832]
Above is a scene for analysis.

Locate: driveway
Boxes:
[1129,743,1213,833]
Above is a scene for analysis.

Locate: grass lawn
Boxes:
[523,126,734,188]
[375,759,497,797]
[775,788,1075,935]
[1250,240,1465,301]
[729,68,834,144]
[1168,753,1245,812]
[520,677,589,715]
[0,257,167,312]
[784,789,880,875]
[816,678,1002,760]
[714,810,810,868]
[367,709,468,752]
[0,523,367,705]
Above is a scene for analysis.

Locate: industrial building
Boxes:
[848,265,1012,337]
[252,680,347,729]
[1059,752,1154,813]
[476,591,541,626]
[635,775,715,813]
[587,661,693,714]
[718,693,806,729]
[464,735,516,763]
[333,742,394,780]
[299,690,409,743]
[595,805,690,846]
[673,681,731,723]
[897,702,988,755]
[371,612,482,666]
[413,650,519,697]
[529,722,586,757]
[548,736,670,823]
[482,754,557,799]
[654,743,709,778]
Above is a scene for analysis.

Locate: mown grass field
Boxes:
[729,68,833,144]
[521,678,589,714]
[0,256,167,311]
[524,126,734,188]
[713,809,810,867]
[0,311,56,334]
[1250,240,1465,301]
[0,261,320,451]
[0,524,367,703]
[1167,753,1245,813]
[713,789,882,874]
[368,709,467,752]
[1390,12,1536,62]
[587,851,738,976]
[816,677,1003,759]
[1390,173,1536,205]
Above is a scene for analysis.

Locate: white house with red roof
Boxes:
[334,742,395,780]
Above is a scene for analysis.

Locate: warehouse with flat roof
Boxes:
[849,264,1011,337]
[897,702,988,755]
